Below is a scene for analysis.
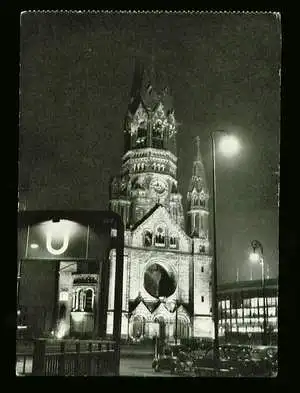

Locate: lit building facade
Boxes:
[218,278,278,345]
[106,63,213,341]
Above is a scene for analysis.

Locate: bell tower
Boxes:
[109,61,184,229]
[187,136,210,254]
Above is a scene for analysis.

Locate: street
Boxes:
[120,356,177,377]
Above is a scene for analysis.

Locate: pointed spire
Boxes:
[196,136,201,161]
[187,136,207,193]
[192,137,206,180]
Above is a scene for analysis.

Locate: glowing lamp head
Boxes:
[218,135,240,157]
[30,243,39,249]
[249,252,260,263]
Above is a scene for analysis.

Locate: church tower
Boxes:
[107,62,213,341]
[109,61,184,229]
[187,136,210,254]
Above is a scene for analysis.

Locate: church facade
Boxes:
[106,64,214,341]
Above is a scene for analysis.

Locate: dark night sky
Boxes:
[19,12,281,283]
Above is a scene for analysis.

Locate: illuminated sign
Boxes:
[19,219,110,260]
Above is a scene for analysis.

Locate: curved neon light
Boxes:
[46,231,69,255]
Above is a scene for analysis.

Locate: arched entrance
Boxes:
[177,318,189,339]
[132,315,146,339]
[154,316,166,339]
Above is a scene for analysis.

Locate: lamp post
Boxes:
[175,301,178,345]
[210,131,240,374]
[249,240,267,346]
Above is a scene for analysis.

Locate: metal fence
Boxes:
[17,339,118,376]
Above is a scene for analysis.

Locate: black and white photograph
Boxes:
[17,11,281,377]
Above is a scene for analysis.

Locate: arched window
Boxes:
[79,290,85,311]
[199,195,206,207]
[152,121,164,149]
[135,127,147,148]
[85,289,94,312]
[72,288,94,312]
[154,227,166,247]
[195,213,200,234]
[144,230,153,247]
[169,235,177,249]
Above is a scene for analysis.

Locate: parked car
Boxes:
[193,346,239,377]
[249,346,277,377]
[152,344,193,374]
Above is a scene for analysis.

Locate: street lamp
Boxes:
[249,240,267,346]
[211,131,240,374]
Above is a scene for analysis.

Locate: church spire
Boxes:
[186,136,209,246]
[190,136,207,189]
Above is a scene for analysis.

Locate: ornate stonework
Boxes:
[107,66,213,341]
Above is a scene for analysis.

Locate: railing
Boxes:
[27,339,118,376]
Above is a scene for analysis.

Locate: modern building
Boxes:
[106,63,213,341]
[218,278,278,345]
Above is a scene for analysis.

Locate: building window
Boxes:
[135,128,147,148]
[154,227,166,247]
[136,207,144,221]
[243,298,251,307]
[169,235,177,249]
[201,296,204,302]
[72,288,94,312]
[201,266,204,273]
[268,306,276,317]
[152,124,164,149]
[225,300,230,309]
[199,245,205,254]
[144,230,153,247]
[258,297,264,307]
[258,307,264,316]
[251,298,258,307]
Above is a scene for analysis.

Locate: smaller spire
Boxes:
[187,136,207,194]
[192,137,206,180]
[196,136,201,161]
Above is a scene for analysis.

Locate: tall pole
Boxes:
[211,132,220,372]
[175,302,178,345]
[251,240,267,346]
[261,255,267,346]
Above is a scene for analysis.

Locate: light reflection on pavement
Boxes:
[120,356,180,377]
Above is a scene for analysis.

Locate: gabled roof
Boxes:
[131,204,191,249]
[151,302,171,318]
[130,300,152,319]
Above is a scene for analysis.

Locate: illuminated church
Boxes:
[106,63,213,341]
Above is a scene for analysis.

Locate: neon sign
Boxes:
[46,231,70,255]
